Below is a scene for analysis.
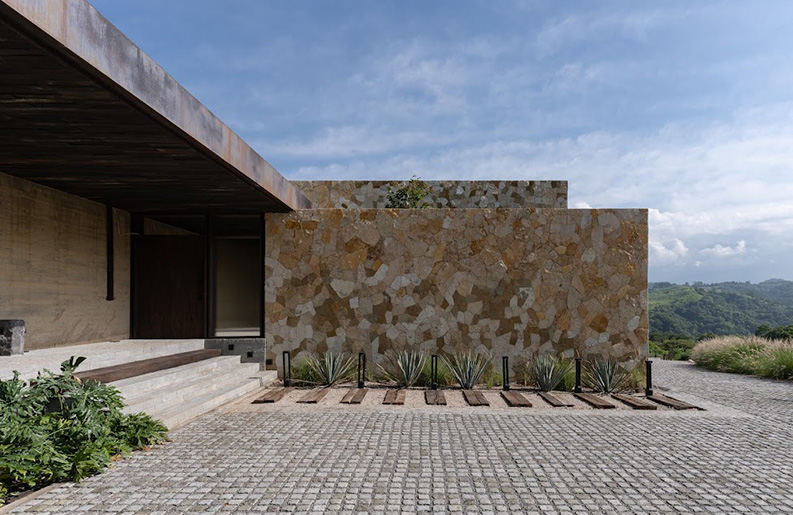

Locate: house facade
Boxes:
[0,0,648,373]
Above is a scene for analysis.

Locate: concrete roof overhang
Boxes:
[0,0,312,214]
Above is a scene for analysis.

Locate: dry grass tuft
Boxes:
[692,335,793,380]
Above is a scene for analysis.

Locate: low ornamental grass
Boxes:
[0,357,168,506]
[692,336,793,380]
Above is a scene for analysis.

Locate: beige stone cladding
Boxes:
[265,207,648,373]
[0,173,131,349]
[293,180,568,209]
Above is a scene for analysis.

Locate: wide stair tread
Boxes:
[113,356,245,399]
[77,349,221,383]
[122,361,259,415]
[147,376,262,429]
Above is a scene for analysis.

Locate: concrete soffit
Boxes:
[0,0,312,211]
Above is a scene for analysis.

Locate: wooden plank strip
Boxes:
[462,390,489,406]
[340,389,368,404]
[297,388,330,404]
[612,394,658,410]
[501,390,532,407]
[538,391,574,407]
[76,349,222,383]
[383,389,406,405]
[252,387,292,404]
[647,394,701,410]
[394,389,406,405]
[574,393,616,409]
[425,390,447,406]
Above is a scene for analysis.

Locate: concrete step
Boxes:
[147,375,263,429]
[1,339,205,380]
[112,355,244,399]
[121,361,260,415]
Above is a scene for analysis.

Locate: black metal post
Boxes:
[502,356,510,391]
[431,354,438,390]
[205,213,216,338]
[358,352,366,388]
[574,358,583,393]
[105,205,114,301]
[129,214,144,338]
[259,212,266,338]
[645,360,654,397]
[283,351,291,387]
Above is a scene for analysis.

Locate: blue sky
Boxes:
[90,0,793,284]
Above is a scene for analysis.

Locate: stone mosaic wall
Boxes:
[293,180,567,209]
[265,208,648,372]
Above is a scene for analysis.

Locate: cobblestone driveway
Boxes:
[9,361,793,514]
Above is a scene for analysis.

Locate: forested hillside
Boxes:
[649,279,793,338]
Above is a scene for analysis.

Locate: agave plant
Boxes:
[442,351,491,389]
[378,350,427,387]
[584,359,630,393]
[305,351,356,386]
[529,355,572,392]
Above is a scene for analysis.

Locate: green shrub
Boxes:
[584,359,630,393]
[442,351,490,389]
[484,370,502,389]
[529,355,572,392]
[377,350,426,387]
[416,358,452,387]
[304,352,356,386]
[0,358,168,504]
[648,337,696,360]
[385,176,430,209]
[290,357,319,385]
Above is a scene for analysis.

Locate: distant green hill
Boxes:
[649,279,793,338]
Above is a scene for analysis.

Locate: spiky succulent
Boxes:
[378,350,426,387]
[529,355,572,392]
[305,352,356,386]
[442,351,491,390]
[584,359,630,393]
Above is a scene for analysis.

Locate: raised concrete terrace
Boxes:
[0,0,311,213]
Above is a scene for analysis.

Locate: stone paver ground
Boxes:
[8,360,793,514]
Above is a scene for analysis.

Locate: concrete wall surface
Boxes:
[0,173,130,349]
[293,180,568,209]
[265,207,648,372]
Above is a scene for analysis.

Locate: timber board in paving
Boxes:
[9,361,793,514]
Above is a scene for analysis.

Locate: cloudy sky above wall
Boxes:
[90,0,793,284]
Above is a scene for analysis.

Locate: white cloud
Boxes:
[649,238,689,265]
[700,240,747,257]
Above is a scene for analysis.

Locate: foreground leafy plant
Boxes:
[377,350,426,387]
[584,359,630,393]
[529,355,572,392]
[305,352,356,386]
[0,358,168,505]
[442,351,491,390]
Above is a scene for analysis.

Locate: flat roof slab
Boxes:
[0,0,311,213]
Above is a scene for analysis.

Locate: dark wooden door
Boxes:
[134,236,205,338]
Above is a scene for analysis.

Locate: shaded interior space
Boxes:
[134,214,264,340]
